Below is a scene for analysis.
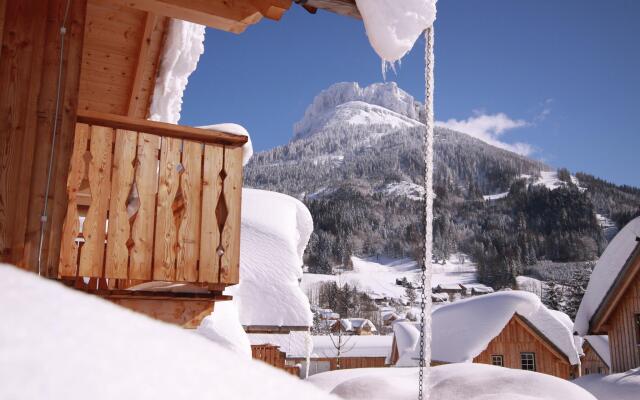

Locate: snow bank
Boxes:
[149,20,205,124]
[354,0,437,62]
[583,335,611,368]
[392,321,421,367]
[575,217,640,335]
[392,291,580,365]
[230,189,314,328]
[0,264,337,400]
[197,300,252,359]
[309,364,596,400]
[574,368,640,400]
[311,335,392,359]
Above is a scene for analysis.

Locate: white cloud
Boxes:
[436,111,534,156]
[534,98,553,123]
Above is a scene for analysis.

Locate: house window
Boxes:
[491,355,504,367]
[520,352,536,371]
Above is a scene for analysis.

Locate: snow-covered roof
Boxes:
[231,189,314,328]
[575,217,640,335]
[393,291,580,366]
[335,318,377,332]
[0,265,335,400]
[584,335,611,368]
[310,335,392,359]
[574,367,640,400]
[248,332,311,359]
[308,363,596,400]
[391,321,420,367]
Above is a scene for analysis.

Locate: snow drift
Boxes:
[574,367,640,400]
[0,264,335,400]
[231,188,314,328]
[309,364,596,400]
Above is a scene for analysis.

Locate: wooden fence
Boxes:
[251,344,300,377]
[58,111,246,286]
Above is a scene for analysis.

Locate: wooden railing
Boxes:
[58,111,246,287]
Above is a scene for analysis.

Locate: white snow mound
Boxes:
[309,364,596,400]
[355,0,437,62]
[574,216,640,335]
[199,122,254,166]
[0,264,336,400]
[574,367,640,400]
[229,189,314,328]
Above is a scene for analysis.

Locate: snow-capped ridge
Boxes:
[293,82,423,139]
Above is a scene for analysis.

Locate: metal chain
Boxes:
[419,25,435,400]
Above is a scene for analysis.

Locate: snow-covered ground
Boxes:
[302,254,491,303]
[573,368,640,400]
[483,191,509,201]
[0,264,335,400]
[377,181,425,201]
[308,364,596,400]
[484,170,584,201]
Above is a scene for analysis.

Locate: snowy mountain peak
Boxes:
[293,82,423,139]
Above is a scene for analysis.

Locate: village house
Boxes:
[433,283,466,302]
[289,335,393,377]
[330,318,378,336]
[575,216,640,373]
[581,335,611,376]
[389,291,581,380]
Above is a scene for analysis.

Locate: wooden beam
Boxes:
[76,110,248,146]
[127,12,158,116]
[250,0,291,20]
[108,297,216,328]
[111,0,265,33]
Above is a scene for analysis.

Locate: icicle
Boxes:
[304,328,312,379]
[420,26,435,400]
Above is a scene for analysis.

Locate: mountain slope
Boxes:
[245,82,640,288]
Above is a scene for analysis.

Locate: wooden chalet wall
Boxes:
[473,315,573,379]
[290,356,388,372]
[581,341,610,376]
[0,0,87,273]
[606,271,640,373]
[251,345,300,376]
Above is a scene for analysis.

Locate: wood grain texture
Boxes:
[176,140,202,282]
[473,315,572,379]
[153,137,181,281]
[581,340,610,376]
[219,146,243,284]
[105,129,137,278]
[78,125,113,277]
[198,144,224,283]
[59,124,90,277]
[607,268,640,372]
[129,132,159,280]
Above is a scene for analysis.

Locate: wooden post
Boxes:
[0,0,48,266]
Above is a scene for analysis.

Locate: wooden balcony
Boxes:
[56,111,246,326]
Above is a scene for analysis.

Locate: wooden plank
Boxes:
[78,125,114,277]
[129,132,159,280]
[0,0,47,265]
[0,0,6,58]
[59,124,90,277]
[176,140,202,282]
[105,129,137,278]
[127,12,156,116]
[219,146,243,284]
[42,0,89,278]
[153,137,181,281]
[198,144,224,283]
[108,297,215,328]
[77,110,248,145]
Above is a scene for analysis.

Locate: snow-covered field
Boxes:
[302,254,490,302]
[573,368,640,400]
[483,170,584,201]
[309,364,596,400]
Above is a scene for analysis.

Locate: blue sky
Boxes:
[182,0,640,187]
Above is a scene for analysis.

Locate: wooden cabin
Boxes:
[471,314,577,379]
[433,283,465,302]
[0,0,360,327]
[330,318,377,336]
[579,236,640,373]
[581,335,611,376]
